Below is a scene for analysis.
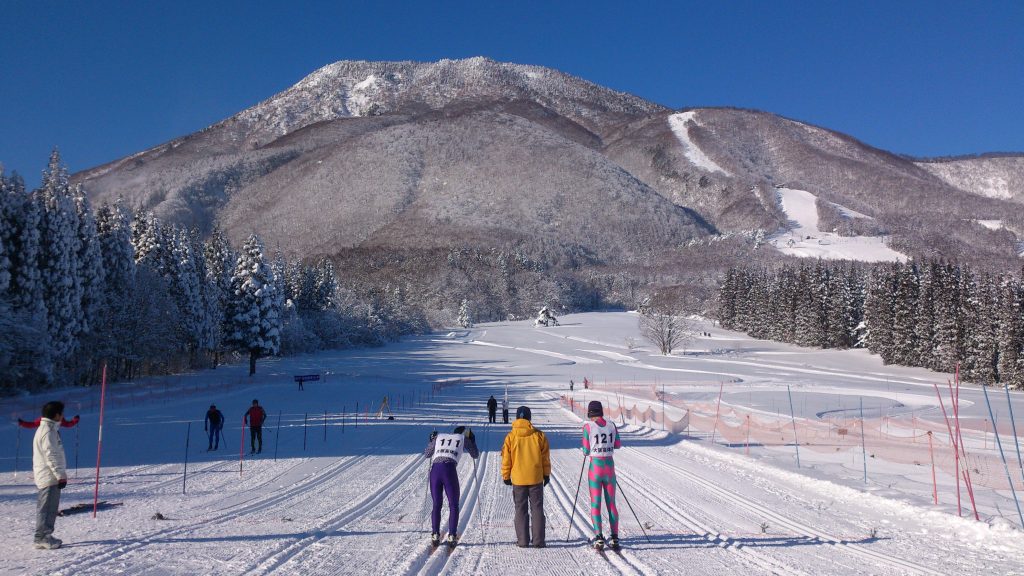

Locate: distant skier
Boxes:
[501,396,509,424]
[501,406,551,548]
[487,395,497,424]
[244,399,267,454]
[582,401,622,550]
[32,401,68,550]
[18,415,79,429]
[570,380,574,392]
[424,426,480,549]
[204,404,225,451]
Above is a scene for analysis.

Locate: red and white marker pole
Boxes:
[92,362,108,518]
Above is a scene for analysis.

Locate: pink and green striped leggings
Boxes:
[588,457,619,535]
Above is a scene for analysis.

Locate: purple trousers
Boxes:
[430,460,461,536]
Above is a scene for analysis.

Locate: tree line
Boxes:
[0,151,421,394]
[719,260,1024,388]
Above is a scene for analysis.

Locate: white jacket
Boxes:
[33,418,67,489]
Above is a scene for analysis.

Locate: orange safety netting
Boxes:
[563,381,1024,492]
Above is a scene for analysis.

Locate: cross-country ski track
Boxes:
[2,312,1022,575]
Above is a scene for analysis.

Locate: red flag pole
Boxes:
[92,362,108,518]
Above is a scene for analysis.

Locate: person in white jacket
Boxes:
[32,401,68,549]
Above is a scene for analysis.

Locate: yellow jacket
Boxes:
[501,419,551,486]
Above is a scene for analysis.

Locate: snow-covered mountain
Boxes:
[916,155,1024,202]
[72,57,1024,275]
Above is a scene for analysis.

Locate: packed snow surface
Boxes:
[668,112,730,175]
[770,188,908,263]
[977,219,1005,231]
[2,313,1022,575]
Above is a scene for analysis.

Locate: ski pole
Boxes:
[982,382,1024,528]
[615,478,651,543]
[183,422,191,494]
[566,453,587,542]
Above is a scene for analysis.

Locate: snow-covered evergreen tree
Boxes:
[932,264,963,373]
[891,263,920,366]
[74,186,104,339]
[131,210,168,273]
[314,257,338,310]
[997,278,1023,389]
[169,229,207,359]
[37,150,82,361]
[226,234,281,375]
[203,230,235,362]
[963,273,999,384]
[0,172,13,294]
[913,261,938,369]
[863,264,895,363]
[458,299,474,328]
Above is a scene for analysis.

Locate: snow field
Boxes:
[769,187,908,263]
[1,312,1023,574]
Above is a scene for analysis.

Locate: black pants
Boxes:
[488,411,496,423]
[502,409,509,424]
[250,426,263,453]
[512,483,545,546]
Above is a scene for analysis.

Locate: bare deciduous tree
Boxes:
[639,306,693,355]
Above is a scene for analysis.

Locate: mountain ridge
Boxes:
[69,57,1024,317]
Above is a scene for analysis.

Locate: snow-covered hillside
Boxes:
[667,111,730,175]
[770,187,908,262]
[3,313,1022,575]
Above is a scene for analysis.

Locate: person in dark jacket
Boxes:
[204,405,225,451]
[244,400,267,454]
[487,395,497,423]
[424,425,480,548]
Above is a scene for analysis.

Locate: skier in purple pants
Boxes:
[424,425,479,549]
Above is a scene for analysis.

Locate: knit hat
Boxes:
[453,426,466,434]
[587,401,604,418]
[516,406,532,421]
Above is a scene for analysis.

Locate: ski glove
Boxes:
[543,475,550,486]
[429,431,438,441]
[57,479,67,489]
[465,428,474,439]
[503,478,512,486]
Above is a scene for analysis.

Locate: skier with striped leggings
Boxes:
[582,400,621,550]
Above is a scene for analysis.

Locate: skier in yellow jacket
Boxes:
[501,406,551,547]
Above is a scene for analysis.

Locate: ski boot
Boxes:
[446,533,459,550]
[609,533,620,550]
[592,533,606,551]
[430,532,441,548]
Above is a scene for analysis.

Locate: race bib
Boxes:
[432,433,465,463]
[587,421,616,458]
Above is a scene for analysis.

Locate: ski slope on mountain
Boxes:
[770,188,908,262]
[2,313,1022,575]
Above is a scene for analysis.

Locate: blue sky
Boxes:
[1,0,1021,187]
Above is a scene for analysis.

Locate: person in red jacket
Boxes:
[19,415,79,429]
[244,399,267,454]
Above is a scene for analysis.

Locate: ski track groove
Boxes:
[248,452,424,575]
[50,426,415,576]
[624,446,941,576]
[614,465,801,576]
